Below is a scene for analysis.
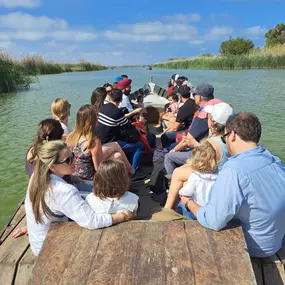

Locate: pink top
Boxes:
[169,102,179,113]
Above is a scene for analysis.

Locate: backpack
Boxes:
[149,160,168,195]
[119,123,140,144]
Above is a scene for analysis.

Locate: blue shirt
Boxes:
[197,146,285,258]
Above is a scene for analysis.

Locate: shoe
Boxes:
[130,171,147,182]
[151,192,167,203]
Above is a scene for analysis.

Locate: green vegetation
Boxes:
[0,54,106,94]
[265,23,285,47]
[155,23,285,70]
[220,37,254,56]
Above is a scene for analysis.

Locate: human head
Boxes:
[187,141,217,173]
[117,78,132,95]
[103,83,113,94]
[51,98,71,121]
[137,94,144,103]
[176,76,188,87]
[204,103,234,136]
[192,84,214,107]
[67,104,97,149]
[223,112,262,156]
[170,73,179,86]
[110,89,123,105]
[133,114,145,123]
[115,76,123,83]
[177,85,191,102]
[168,93,179,104]
[93,159,129,199]
[121,74,128,79]
[91,87,107,110]
[30,119,64,162]
[30,140,74,223]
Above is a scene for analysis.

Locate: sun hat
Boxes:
[204,102,234,125]
[117,78,132,90]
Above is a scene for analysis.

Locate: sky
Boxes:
[0,0,284,66]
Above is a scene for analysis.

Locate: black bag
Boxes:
[119,123,140,144]
[149,160,168,195]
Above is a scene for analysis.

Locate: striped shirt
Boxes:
[97,103,128,144]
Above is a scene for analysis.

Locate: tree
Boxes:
[265,23,285,47]
[219,37,255,56]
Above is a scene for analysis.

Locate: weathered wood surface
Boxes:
[29,221,256,285]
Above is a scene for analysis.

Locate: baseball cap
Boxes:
[204,103,234,125]
[117,78,132,89]
[171,73,179,81]
[191,83,214,99]
[115,76,123,83]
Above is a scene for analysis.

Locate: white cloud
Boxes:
[243,26,267,38]
[205,26,233,40]
[189,40,205,44]
[0,12,68,31]
[0,0,41,8]
[105,22,198,42]
[0,12,97,41]
[0,40,12,48]
[163,13,201,23]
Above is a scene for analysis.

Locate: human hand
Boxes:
[121,210,133,221]
[134,108,142,114]
[170,149,176,153]
[179,195,192,207]
[12,226,28,238]
[185,133,198,148]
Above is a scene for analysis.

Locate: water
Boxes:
[0,68,285,228]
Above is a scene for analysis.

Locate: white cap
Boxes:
[204,103,233,125]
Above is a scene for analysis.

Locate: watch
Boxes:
[185,198,192,212]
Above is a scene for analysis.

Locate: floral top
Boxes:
[73,140,94,180]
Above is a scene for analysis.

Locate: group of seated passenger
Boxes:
[12,73,285,261]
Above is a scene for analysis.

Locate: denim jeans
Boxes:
[176,201,197,220]
[117,140,144,169]
[146,132,156,149]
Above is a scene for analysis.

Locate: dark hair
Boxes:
[176,76,188,86]
[103,83,112,89]
[121,74,128,79]
[212,122,225,136]
[29,119,64,162]
[93,159,129,199]
[177,85,191,99]
[171,86,179,95]
[110,88,123,103]
[169,93,179,102]
[225,112,262,143]
[91,87,107,115]
[137,94,143,103]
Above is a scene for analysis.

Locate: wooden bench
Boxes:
[29,220,256,285]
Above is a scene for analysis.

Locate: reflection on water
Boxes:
[0,68,285,227]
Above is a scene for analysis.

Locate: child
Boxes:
[177,141,218,219]
[86,160,139,215]
[132,114,156,152]
[51,98,71,141]
[136,94,146,115]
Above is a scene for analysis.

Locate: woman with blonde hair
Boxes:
[25,140,133,256]
[67,105,134,180]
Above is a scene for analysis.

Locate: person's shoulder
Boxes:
[120,192,139,203]
[100,103,123,118]
[50,175,78,194]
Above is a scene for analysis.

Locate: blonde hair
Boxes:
[29,140,66,224]
[51,98,71,121]
[93,160,130,199]
[66,104,97,150]
[187,141,217,173]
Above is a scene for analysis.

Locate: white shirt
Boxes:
[86,192,139,215]
[118,94,134,112]
[179,172,217,206]
[60,121,69,136]
[25,174,112,256]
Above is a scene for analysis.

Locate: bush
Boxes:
[220,37,254,56]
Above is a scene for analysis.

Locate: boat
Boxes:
[147,66,152,70]
[1,79,284,285]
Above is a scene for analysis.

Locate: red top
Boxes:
[131,122,152,152]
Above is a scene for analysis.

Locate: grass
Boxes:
[0,53,106,94]
[154,44,285,70]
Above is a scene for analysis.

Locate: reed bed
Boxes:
[154,45,285,70]
[0,54,106,94]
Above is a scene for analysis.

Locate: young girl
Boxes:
[51,98,71,141]
[177,141,218,219]
[86,160,139,215]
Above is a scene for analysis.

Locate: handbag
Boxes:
[119,123,140,144]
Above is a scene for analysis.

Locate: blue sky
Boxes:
[0,0,284,66]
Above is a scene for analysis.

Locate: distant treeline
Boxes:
[0,54,106,94]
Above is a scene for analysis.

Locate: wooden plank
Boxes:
[14,247,37,285]
[0,219,30,285]
[0,205,26,242]
[260,254,285,285]
[86,221,195,285]
[185,222,256,285]
[276,237,285,265]
[29,222,100,285]
[251,258,264,285]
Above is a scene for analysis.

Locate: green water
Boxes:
[1,68,285,228]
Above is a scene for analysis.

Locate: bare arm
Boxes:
[125,108,142,119]
[90,138,103,171]
[180,196,200,217]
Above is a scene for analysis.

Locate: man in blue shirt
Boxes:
[181,112,285,258]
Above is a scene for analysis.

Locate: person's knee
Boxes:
[113,152,122,159]
[136,142,144,150]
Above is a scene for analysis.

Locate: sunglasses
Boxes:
[106,89,112,93]
[56,153,74,165]
[221,131,231,144]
